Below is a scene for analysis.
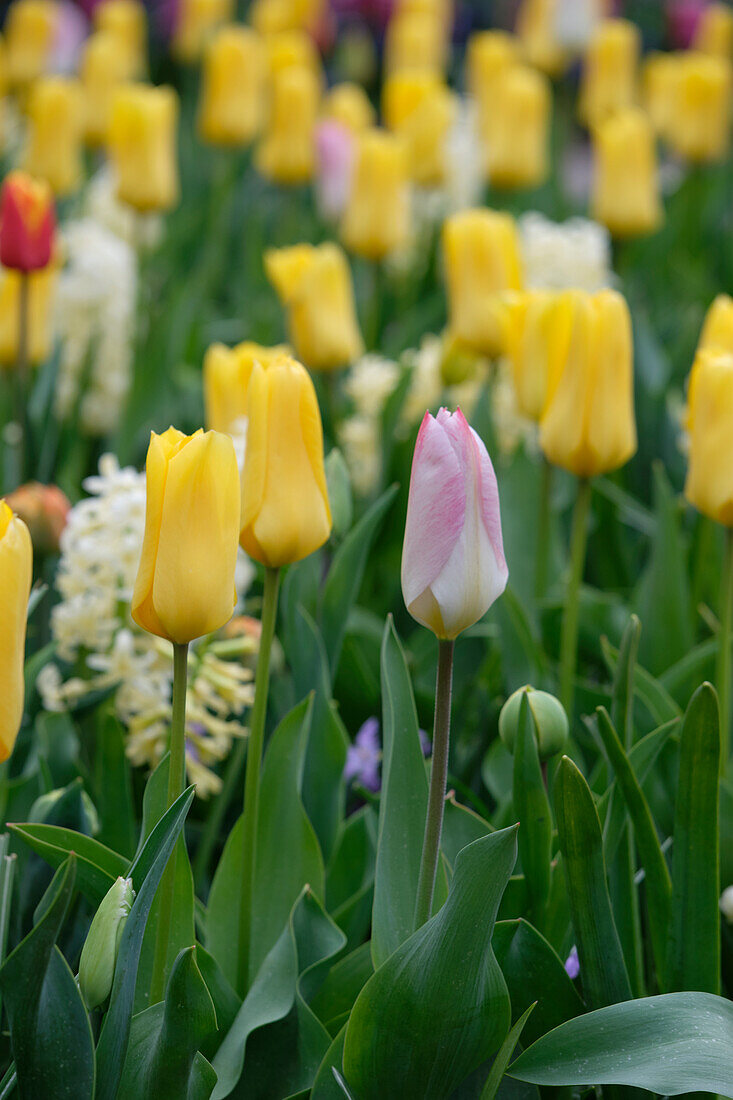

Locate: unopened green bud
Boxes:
[79,876,134,1009]
[325,448,353,537]
[499,685,569,761]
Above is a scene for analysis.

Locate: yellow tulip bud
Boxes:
[466,30,518,103]
[503,290,573,422]
[322,82,375,133]
[693,2,733,62]
[486,64,551,189]
[539,289,637,478]
[198,26,266,147]
[516,0,566,77]
[666,52,732,163]
[340,128,411,260]
[0,266,56,367]
[0,501,32,762]
[239,355,332,566]
[173,0,234,64]
[93,0,147,80]
[697,294,733,356]
[443,208,523,357]
[80,33,129,147]
[685,350,733,524]
[578,19,640,128]
[591,107,662,239]
[5,0,57,90]
[204,340,289,433]
[384,10,445,76]
[265,242,363,370]
[382,71,455,186]
[24,77,84,198]
[131,428,241,644]
[642,51,678,139]
[265,28,321,81]
[108,84,179,212]
[255,64,319,184]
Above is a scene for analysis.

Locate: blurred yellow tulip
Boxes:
[666,52,732,163]
[540,289,637,477]
[173,0,233,63]
[108,84,179,212]
[80,32,129,146]
[486,64,551,189]
[323,82,375,133]
[698,294,733,356]
[384,9,445,76]
[5,0,57,89]
[693,2,733,62]
[132,428,240,644]
[265,242,363,370]
[204,340,290,434]
[516,0,566,77]
[250,0,324,34]
[24,76,84,197]
[198,25,266,146]
[503,290,573,422]
[466,29,518,103]
[578,19,640,127]
[255,64,319,184]
[443,208,523,357]
[591,107,662,238]
[383,71,455,186]
[341,128,410,260]
[93,0,147,80]
[0,501,32,762]
[0,265,56,367]
[265,28,321,82]
[239,355,332,566]
[685,350,733,524]
[642,51,678,139]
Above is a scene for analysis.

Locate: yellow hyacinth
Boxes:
[341,128,410,260]
[685,350,733,525]
[204,340,290,434]
[24,76,84,197]
[198,25,266,147]
[591,107,662,239]
[108,84,179,212]
[0,501,32,763]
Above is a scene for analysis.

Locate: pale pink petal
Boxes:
[468,422,508,581]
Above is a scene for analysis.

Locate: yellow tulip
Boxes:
[204,340,290,434]
[642,51,678,139]
[697,294,733,356]
[578,19,640,128]
[5,0,57,89]
[486,64,551,189]
[685,350,733,524]
[250,0,324,34]
[693,2,733,62]
[265,242,363,370]
[24,76,84,198]
[323,82,375,133]
[108,84,179,212]
[503,290,573,422]
[384,10,445,76]
[173,0,233,63]
[516,0,566,77]
[340,128,410,260]
[443,208,523,357]
[0,501,32,763]
[93,0,147,80]
[466,29,518,103]
[265,28,321,82]
[198,25,266,147]
[591,107,662,239]
[239,355,332,566]
[382,71,455,186]
[255,64,319,185]
[131,428,240,644]
[539,289,636,478]
[80,32,129,147]
[0,265,57,367]
[666,52,732,163]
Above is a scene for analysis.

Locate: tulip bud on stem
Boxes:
[717,527,733,775]
[559,477,592,718]
[414,638,455,930]
[238,565,281,994]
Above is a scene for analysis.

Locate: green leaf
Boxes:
[554,757,632,1009]
[325,807,376,952]
[95,708,136,858]
[441,792,493,871]
[118,946,218,1100]
[342,828,516,1100]
[479,1002,536,1100]
[0,855,96,1099]
[309,942,373,1034]
[371,616,447,968]
[601,637,681,725]
[320,484,398,677]
[95,787,196,1100]
[513,696,552,926]
[610,614,641,745]
[666,683,721,995]
[7,822,128,905]
[310,1025,348,1100]
[509,992,733,1096]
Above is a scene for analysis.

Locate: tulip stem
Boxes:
[717,527,733,776]
[10,273,30,488]
[559,478,592,720]
[535,458,553,599]
[414,638,455,931]
[237,565,280,995]
[149,640,189,1004]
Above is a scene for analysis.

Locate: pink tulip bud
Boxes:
[401,408,508,639]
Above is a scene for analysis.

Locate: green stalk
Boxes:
[149,641,189,1003]
[413,638,455,930]
[535,457,553,599]
[8,273,30,490]
[717,526,733,775]
[237,565,280,994]
[193,737,246,890]
[559,478,592,718]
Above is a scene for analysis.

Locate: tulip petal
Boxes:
[0,513,32,761]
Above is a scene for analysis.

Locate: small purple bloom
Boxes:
[344,717,381,792]
[564,945,580,980]
[419,729,432,757]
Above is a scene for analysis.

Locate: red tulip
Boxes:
[0,171,56,273]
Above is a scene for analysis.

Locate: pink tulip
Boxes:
[401,408,508,639]
[315,121,355,221]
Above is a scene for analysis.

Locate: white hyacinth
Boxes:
[519,211,613,292]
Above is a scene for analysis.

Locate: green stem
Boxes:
[559,478,592,718]
[413,638,455,930]
[9,273,29,490]
[149,641,189,1003]
[535,457,553,599]
[717,527,733,776]
[237,565,281,995]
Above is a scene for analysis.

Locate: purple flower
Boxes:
[564,945,580,980]
[419,729,432,757]
[344,717,381,792]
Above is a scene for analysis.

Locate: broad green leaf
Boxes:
[310,1025,348,1100]
[343,828,516,1100]
[441,792,494,871]
[510,992,733,1096]
[95,708,136,858]
[7,822,128,905]
[0,855,95,1099]
[479,1002,536,1100]
[601,637,681,725]
[95,788,195,1100]
[309,942,373,1034]
[666,683,721,994]
[513,696,551,927]
[33,711,81,789]
[554,757,632,1009]
[326,807,376,952]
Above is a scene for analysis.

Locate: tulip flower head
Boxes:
[0,500,33,762]
[203,340,290,434]
[108,84,179,213]
[0,172,55,273]
[697,293,733,356]
[401,408,508,639]
[685,349,733,525]
[93,0,147,79]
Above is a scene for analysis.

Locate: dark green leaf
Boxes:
[95,708,136,858]
[7,822,128,905]
[479,1002,536,1100]
[513,696,552,926]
